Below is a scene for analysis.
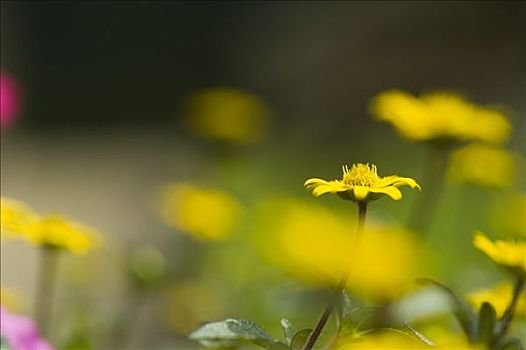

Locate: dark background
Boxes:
[2,1,525,136]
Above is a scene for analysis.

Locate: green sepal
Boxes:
[477,302,497,345]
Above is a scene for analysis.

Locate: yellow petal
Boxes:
[314,182,348,197]
[305,179,349,197]
[304,178,329,189]
[377,176,421,190]
[352,186,370,201]
[369,186,402,201]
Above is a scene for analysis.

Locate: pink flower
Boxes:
[0,71,22,130]
[0,307,54,350]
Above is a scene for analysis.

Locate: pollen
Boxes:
[342,163,379,186]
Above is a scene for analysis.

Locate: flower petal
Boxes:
[352,186,370,201]
[377,176,421,190]
[304,179,348,197]
[369,186,402,201]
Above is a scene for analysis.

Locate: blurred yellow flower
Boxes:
[184,87,269,144]
[0,287,25,312]
[305,163,420,202]
[161,183,242,241]
[335,333,427,350]
[473,231,526,275]
[448,143,516,188]
[1,197,101,254]
[371,90,510,144]
[468,282,526,318]
[336,331,480,350]
[0,198,36,240]
[257,199,421,300]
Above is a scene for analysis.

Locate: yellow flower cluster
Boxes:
[161,183,242,241]
[448,143,516,188]
[257,199,421,300]
[305,163,420,202]
[184,87,269,144]
[1,197,101,254]
[473,231,526,275]
[371,90,510,144]
[468,282,526,318]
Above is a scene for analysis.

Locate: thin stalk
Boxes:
[408,145,449,235]
[494,275,525,345]
[35,246,60,336]
[303,202,367,350]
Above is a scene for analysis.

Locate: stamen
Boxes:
[341,163,380,186]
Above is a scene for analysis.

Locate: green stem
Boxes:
[494,275,525,345]
[303,202,367,350]
[408,145,449,235]
[35,246,60,337]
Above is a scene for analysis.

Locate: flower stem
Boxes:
[35,246,60,337]
[494,275,525,344]
[303,202,367,350]
[408,145,448,235]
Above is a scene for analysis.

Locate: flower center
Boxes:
[342,163,379,186]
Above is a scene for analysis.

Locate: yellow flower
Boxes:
[161,183,242,241]
[473,231,526,275]
[370,90,511,144]
[0,198,37,240]
[448,143,516,188]
[1,197,101,254]
[255,199,421,300]
[184,87,269,144]
[468,282,526,318]
[304,163,420,202]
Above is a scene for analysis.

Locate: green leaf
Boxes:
[477,302,497,345]
[290,329,312,350]
[417,278,477,342]
[189,319,281,349]
[280,319,296,344]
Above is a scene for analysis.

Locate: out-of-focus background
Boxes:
[1,1,525,349]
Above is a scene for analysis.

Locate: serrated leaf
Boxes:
[478,302,497,345]
[190,319,274,349]
[290,329,312,350]
[417,278,477,342]
[280,319,296,344]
